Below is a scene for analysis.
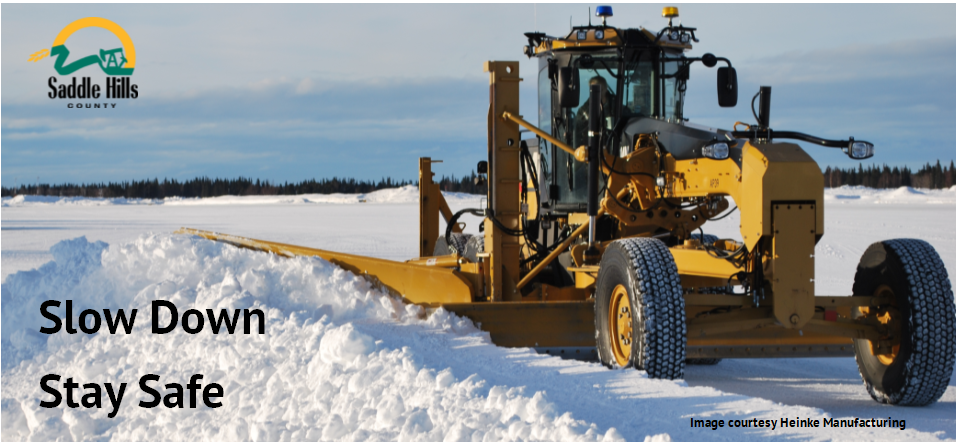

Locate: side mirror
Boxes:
[557,67,580,108]
[716,67,738,107]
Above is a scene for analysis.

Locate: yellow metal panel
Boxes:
[484,61,522,301]
[738,144,769,250]
[771,203,816,328]
[568,212,589,225]
[670,248,743,279]
[574,270,596,289]
[536,284,589,301]
[405,255,460,268]
[431,301,595,348]
[670,157,740,198]
[176,228,474,304]
[737,142,823,251]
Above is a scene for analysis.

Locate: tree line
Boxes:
[824,160,954,189]
[0,173,487,199]
[3,161,953,199]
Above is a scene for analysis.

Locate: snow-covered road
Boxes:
[2,186,955,441]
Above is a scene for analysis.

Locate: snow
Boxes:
[0,185,479,208]
[825,185,956,204]
[2,186,954,441]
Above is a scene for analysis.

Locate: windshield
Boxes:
[570,55,618,149]
[622,59,654,117]
[549,53,683,206]
[661,60,682,121]
[555,54,620,205]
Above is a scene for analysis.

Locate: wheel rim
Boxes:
[860,285,901,366]
[609,284,633,366]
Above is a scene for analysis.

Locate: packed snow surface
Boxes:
[2,185,955,441]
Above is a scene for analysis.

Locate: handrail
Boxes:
[501,111,577,157]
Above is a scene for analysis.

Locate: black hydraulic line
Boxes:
[708,205,737,221]
[520,144,546,253]
[444,208,485,247]
[587,84,601,220]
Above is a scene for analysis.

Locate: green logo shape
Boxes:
[51,44,134,76]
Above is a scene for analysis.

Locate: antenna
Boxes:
[534,4,537,32]
[588,7,592,26]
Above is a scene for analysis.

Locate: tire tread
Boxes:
[855,239,956,406]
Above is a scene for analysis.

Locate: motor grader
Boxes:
[180,6,955,406]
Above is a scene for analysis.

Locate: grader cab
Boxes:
[181,6,955,406]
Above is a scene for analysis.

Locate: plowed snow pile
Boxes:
[0,235,621,441]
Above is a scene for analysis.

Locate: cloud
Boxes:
[740,36,956,86]
[1,77,494,185]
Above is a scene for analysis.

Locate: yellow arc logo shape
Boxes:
[52,17,136,69]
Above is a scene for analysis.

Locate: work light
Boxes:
[702,141,730,160]
[846,140,874,160]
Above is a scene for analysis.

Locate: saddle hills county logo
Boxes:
[29,17,139,108]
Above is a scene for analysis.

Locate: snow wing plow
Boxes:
[180,5,955,406]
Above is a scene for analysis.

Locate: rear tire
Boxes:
[462,235,484,264]
[595,238,686,379]
[852,239,956,406]
[433,233,471,256]
[690,233,718,248]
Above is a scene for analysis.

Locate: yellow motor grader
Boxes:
[180,6,955,406]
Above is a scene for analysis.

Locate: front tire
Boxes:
[595,238,686,379]
[852,239,956,406]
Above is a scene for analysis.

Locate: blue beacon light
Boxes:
[596,6,613,25]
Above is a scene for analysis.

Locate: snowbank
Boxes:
[1,235,619,441]
[1,186,481,208]
[825,185,956,204]
[7,185,954,208]
[0,195,159,207]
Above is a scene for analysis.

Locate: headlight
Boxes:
[845,141,874,160]
[702,142,730,160]
[595,30,605,39]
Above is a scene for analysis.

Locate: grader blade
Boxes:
[176,228,473,304]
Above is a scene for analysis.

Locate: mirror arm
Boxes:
[730,130,867,149]
[665,56,733,69]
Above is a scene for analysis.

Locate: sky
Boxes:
[3,3,956,187]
